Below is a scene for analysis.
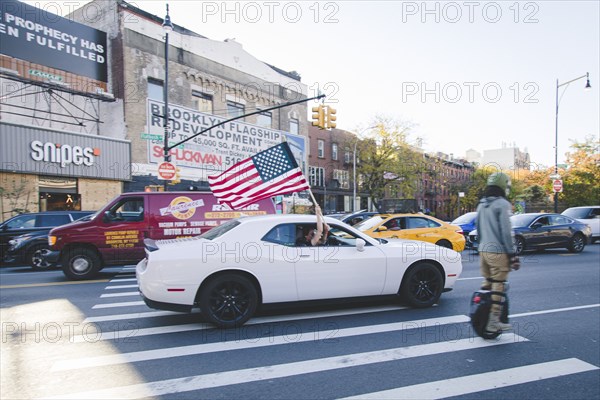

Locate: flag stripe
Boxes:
[217,168,305,204]
[230,175,310,208]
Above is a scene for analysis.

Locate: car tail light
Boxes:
[455,228,464,235]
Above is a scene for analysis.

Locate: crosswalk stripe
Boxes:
[510,304,600,318]
[99,292,140,298]
[105,284,138,290]
[45,333,525,399]
[52,314,472,371]
[83,310,186,323]
[76,305,409,341]
[109,278,137,282]
[340,358,599,399]
[92,301,145,309]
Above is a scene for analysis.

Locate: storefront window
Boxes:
[39,176,80,211]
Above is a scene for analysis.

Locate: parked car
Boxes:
[136,214,463,328]
[1,211,94,269]
[328,210,380,225]
[468,213,592,255]
[45,191,277,280]
[562,206,600,243]
[452,212,477,235]
[354,213,466,251]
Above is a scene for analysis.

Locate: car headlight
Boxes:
[48,236,57,246]
[8,236,30,248]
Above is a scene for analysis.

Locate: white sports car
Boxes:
[136,214,463,328]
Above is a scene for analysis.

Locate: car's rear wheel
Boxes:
[400,262,443,308]
[514,236,525,255]
[61,248,102,280]
[567,233,585,253]
[28,244,52,270]
[199,274,258,328]
[435,239,453,250]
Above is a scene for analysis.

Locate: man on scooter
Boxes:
[476,172,521,334]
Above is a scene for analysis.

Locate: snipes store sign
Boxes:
[0,0,108,82]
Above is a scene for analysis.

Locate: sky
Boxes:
[24,0,600,169]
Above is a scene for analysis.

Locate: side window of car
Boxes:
[591,208,600,218]
[37,214,71,227]
[408,217,433,229]
[535,217,550,226]
[262,224,296,246]
[107,198,144,222]
[5,215,36,229]
[550,215,569,225]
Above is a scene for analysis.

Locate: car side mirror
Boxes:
[377,226,388,232]
[356,238,365,252]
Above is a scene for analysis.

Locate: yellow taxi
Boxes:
[354,213,466,251]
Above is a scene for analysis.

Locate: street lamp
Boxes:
[162,4,174,191]
[553,72,591,212]
[353,125,377,212]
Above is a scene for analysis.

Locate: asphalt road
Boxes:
[1,244,599,399]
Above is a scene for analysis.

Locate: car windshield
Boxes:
[328,213,350,220]
[510,214,536,227]
[562,208,590,219]
[355,215,385,231]
[198,219,240,240]
[452,212,477,224]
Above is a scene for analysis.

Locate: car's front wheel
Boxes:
[28,244,52,270]
[400,262,443,308]
[567,233,585,253]
[61,248,102,280]
[199,274,258,328]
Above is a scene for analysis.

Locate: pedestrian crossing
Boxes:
[20,267,600,399]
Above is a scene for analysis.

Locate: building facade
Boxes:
[1,0,308,220]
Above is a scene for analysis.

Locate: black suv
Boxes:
[1,211,95,270]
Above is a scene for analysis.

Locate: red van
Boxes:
[45,191,276,280]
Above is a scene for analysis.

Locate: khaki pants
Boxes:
[479,252,510,314]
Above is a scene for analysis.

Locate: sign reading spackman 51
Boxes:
[0,0,108,82]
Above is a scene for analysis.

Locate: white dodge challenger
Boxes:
[136,214,463,328]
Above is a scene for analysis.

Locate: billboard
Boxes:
[0,0,108,82]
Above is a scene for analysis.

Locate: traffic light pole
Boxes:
[163,94,325,153]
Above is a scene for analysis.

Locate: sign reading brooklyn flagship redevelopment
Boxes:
[0,0,108,82]
[147,99,285,179]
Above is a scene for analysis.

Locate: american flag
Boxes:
[208,142,310,209]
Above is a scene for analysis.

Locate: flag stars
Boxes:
[253,146,292,181]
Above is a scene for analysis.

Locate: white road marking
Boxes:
[341,358,599,399]
[510,304,600,318]
[52,314,472,371]
[46,334,525,399]
[99,292,140,298]
[105,284,138,290]
[92,301,145,309]
[108,278,137,282]
[77,305,409,341]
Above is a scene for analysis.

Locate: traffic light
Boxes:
[169,167,181,185]
[312,105,325,129]
[326,106,337,129]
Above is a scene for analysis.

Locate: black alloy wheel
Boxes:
[514,236,525,255]
[200,274,258,329]
[567,233,585,253]
[28,244,52,270]
[401,262,443,308]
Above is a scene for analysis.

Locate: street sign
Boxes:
[157,162,176,180]
[140,133,185,149]
[552,179,563,193]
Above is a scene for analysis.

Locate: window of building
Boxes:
[309,166,325,187]
[147,78,164,101]
[289,118,299,135]
[227,101,245,119]
[344,147,351,164]
[318,139,325,158]
[333,169,349,189]
[256,111,272,128]
[332,143,338,161]
[192,90,213,113]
